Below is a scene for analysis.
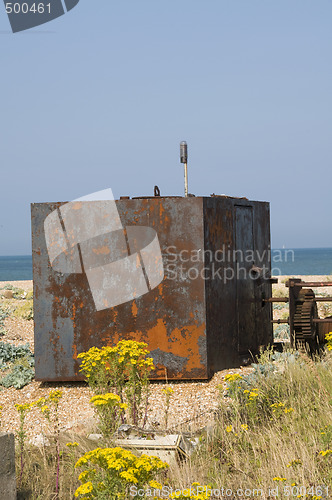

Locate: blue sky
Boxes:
[0,0,331,255]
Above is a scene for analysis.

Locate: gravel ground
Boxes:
[0,276,331,440]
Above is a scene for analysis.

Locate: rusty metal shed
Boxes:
[31,195,273,381]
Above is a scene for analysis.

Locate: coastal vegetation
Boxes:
[0,282,331,498]
[0,285,34,388]
[0,338,330,499]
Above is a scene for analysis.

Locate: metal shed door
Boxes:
[235,206,256,353]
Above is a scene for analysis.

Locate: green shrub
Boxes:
[13,300,33,320]
[0,342,34,364]
[0,306,9,337]
[0,341,34,388]
[274,324,290,340]
[1,365,34,389]
[2,284,25,298]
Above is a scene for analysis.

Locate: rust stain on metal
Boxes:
[131,301,138,318]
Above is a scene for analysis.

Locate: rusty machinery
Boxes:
[265,279,332,353]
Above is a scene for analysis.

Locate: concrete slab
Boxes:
[0,433,17,500]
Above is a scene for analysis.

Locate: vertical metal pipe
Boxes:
[180,141,188,197]
[184,162,188,197]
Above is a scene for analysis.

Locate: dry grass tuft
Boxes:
[15,349,332,499]
[169,348,332,498]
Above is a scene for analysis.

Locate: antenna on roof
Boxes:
[180,141,188,197]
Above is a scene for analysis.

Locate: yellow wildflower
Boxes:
[284,407,294,414]
[149,480,162,489]
[325,332,332,350]
[249,391,259,399]
[224,373,243,382]
[66,442,79,448]
[15,402,35,412]
[162,387,174,395]
[119,470,138,483]
[74,481,93,497]
[286,459,302,467]
[78,470,90,482]
[319,449,332,457]
[48,390,63,403]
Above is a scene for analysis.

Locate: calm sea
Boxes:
[271,248,332,276]
[0,255,33,281]
[0,248,331,281]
